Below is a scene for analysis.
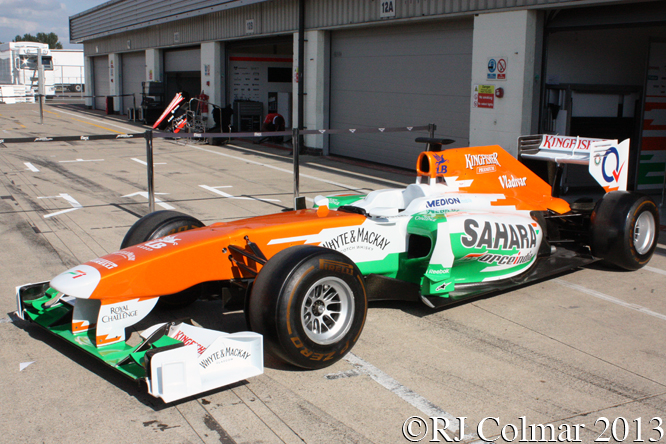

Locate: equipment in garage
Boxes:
[233,101,263,132]
[164,47,201,102]
[542,3,666,191]
[141,81,165,125]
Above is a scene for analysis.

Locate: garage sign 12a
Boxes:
[380,0,395,18]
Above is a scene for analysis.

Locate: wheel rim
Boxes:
[634,211,656,255]
[301,277,355,345]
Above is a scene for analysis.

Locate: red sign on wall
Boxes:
[473,85,495,109]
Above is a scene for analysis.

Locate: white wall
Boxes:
[145,48,162,83]
[201,41,223,127]
[293,30,329,151]
[469,10,538,157]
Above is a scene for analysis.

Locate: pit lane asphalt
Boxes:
[1,102,666,444]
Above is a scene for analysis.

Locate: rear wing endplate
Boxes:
[518,134,629,192]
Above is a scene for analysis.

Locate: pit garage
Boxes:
[542,2,666,192]
[121,51,145,115]
[329,18,473,169]
[226,38,293,131]
[92,55,109,111]
[164,46,201,102]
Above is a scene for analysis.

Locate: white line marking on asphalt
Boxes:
[122,191,174,210]
[645,265,666,277]
[344,353,470,438]
[131,158,166,166]
[38,193,83,218]
[59,158,104,163]
[24,162,39,172]
[44,208,79,218]
[0,317,13,324]
[188,144,367,191]
[555,279,666,321]
[199,185,280,202]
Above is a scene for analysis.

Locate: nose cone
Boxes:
[50,265,101,299]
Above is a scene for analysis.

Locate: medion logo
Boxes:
[461,219,537,250]
[499,174,527,189]
[426,197,461,208]
[465,153,500,169]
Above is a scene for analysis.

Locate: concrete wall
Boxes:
[469,10,538,156]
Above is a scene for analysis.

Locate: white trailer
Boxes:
[0,42,56,99]
[51,49,84,93]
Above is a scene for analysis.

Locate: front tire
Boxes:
[122,210,205,308]
[591,192,659,270]
[248,245,367,369]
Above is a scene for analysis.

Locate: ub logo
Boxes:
[433,154,448,174]
[145,235,181,250]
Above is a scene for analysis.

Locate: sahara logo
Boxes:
[460,219,537,250]
[433,153,448,174]
[465,152,500,169]
[601,147,625,184]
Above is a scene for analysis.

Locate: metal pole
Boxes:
[297,0,305,155]
[659,161,666,207]
[293,127,300,205]
[145,130,155,213]
[428,123,436,139]
[39,95,43,124]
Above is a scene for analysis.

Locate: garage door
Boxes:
[122,51,145,114]
[329,18,473,168]
[165,47,201,101]
[92,55,109,111]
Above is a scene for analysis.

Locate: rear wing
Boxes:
[518,134,629,192]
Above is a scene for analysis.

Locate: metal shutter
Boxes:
[92,55,109,110]
[329,18,473,168]
[121,51,145,114]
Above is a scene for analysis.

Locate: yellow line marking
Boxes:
[70,117,125,134]
[44,109,59,116]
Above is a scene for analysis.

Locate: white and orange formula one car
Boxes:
[16,135,658,402]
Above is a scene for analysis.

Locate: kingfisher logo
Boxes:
[465,153,500,169]
[433,153,448,174]
[601,147,625,184]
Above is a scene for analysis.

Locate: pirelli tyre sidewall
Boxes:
[249,245,367,370]
[121,210,205,308]
[591,191,659,270]
[121,210,204,249]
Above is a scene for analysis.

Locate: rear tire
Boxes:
[122,210,205,308]
[591,192,659,270]
[248,245,367,369]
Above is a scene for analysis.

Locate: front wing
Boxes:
[16,282,263,403]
